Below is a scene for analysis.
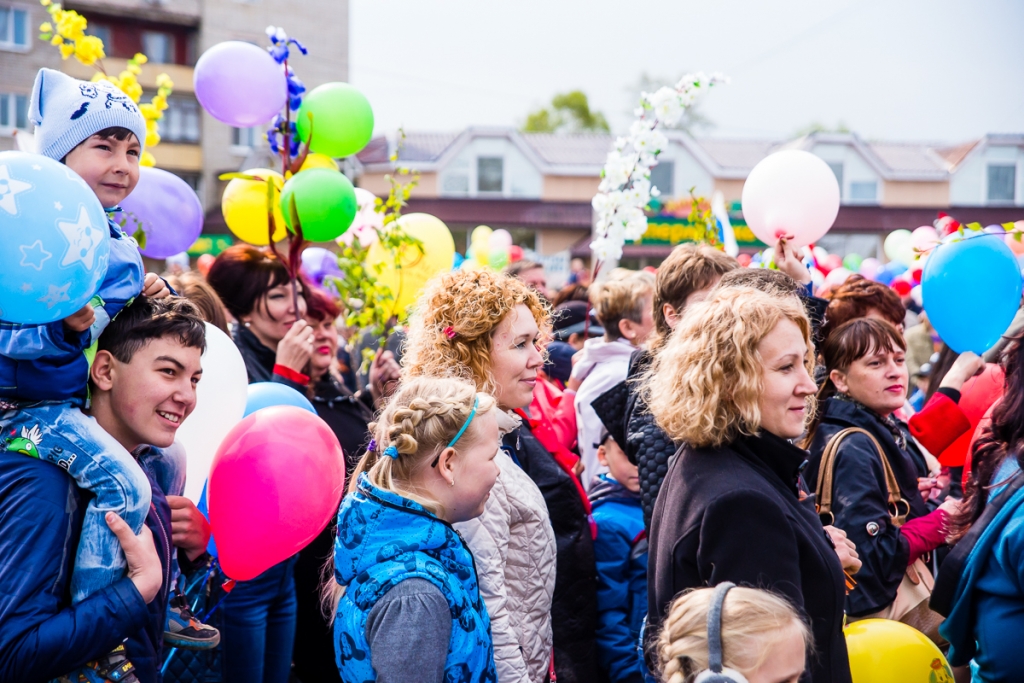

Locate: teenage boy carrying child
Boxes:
[0,68,215,683]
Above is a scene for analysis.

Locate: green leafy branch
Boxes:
[325,131,423,371]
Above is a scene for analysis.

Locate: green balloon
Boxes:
[280,169,357,243]
[488,250,509,271]
[843,253,863,272]
[296,83,374,158]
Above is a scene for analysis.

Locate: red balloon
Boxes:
[509,245,524,262]
[891,278,913,296]
[821,254,843,274]
[737,253,752,267]
[208,406,345,580]
[197,253,215,276]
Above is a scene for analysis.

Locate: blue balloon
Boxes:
[0,151,111,324]
[244,381,316,417]
[922,234,1023,354]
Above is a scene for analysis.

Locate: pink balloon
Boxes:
[741,150,840,248]
[490,229,513,250]
[858,257,881,280]
[208,406,345,580]
[821,254,843,275]
[911,226,939,253]
[824,267,852,289]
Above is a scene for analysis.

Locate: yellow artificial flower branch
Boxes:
[37,0,173,167]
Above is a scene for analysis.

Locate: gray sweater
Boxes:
[365,578,451,683]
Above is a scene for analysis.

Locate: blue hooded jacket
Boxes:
[0,216,143,401]
[941,457,1024,682]
[589,473,648,683]
[333,474,497,683]
[0,447,173,683]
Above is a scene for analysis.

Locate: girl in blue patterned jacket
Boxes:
[330,376,501,683]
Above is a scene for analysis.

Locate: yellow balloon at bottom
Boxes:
[844,619,953,683]
[222,169,287,245]
[300,153,339,173]
[367,213,455,318]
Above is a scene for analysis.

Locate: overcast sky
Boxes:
[348,0,1023,144]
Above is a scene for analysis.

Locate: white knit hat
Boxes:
[29,68,148,162]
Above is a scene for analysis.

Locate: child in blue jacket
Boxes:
[0,68,214,682]
[589,432,648,683]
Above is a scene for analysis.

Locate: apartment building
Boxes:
[0,0,348,241]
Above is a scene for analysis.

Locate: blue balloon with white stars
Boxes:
[0,151,110,324]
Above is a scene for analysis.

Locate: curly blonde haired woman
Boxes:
[404,269,601,683]
[332,377,500,683]
[656,584,811,683]
[642,287,856,683]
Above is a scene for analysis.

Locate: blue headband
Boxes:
[446,395,480,450]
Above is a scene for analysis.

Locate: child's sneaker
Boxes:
[164,593,220,650]
[57,643,140,682]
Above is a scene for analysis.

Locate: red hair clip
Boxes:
[443,326,456,339]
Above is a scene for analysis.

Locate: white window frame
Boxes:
[847,180,879,204]
[231,126,261,155]
[476,156,504,195]
[0,4,31,52]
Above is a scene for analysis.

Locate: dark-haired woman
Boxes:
[207,245,313,683]
[803,318,957,623]
[941,334,1024,681]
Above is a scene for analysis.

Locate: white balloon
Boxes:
[176,323,249,503]
[742,150,841,248]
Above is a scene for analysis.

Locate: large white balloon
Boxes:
[176,323,249,503]
[741,150,841,248]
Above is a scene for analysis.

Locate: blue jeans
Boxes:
[1,401,151,604]
[220,556,298,683]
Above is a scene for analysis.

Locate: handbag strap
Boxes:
[816,427,909,528]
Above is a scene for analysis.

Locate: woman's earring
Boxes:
[450,479,455,488]
[243,320,251,328]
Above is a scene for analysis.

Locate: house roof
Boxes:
[519,133,613,168]
[356,127,1021,183]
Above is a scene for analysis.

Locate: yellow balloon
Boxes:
[300,153,339,173]
[844,619,953,683]
[222,169,287,245]
[367,213,455,318]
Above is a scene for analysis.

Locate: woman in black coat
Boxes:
[802,318,955,620]
[643,287,858,683]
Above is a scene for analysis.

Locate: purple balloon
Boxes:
[194,41,287,127]
[301,247,330,282]
[117,167,203,259]
[984,224,1006,235]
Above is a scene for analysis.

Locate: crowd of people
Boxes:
[2,67,1023,683]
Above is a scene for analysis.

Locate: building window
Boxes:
[477,157,503,193]
[171,171,201,192]
[161,97,200,144]
[649,160,674,197]
[827,162,844,199]
[231,126,260,149]
[0,5,29,50]
[0,92,28,130]
[142,31,174,63]
[849,180,877,202]
[86,23,111,48]
[988,164,1016,203]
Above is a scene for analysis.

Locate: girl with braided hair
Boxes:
[330,376,501,683]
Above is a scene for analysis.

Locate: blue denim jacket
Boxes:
[0,216,143,401]
[0,450,172,683]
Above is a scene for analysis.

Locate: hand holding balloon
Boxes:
[275,319,315,374]
[63,305,96,334]
[774,236,811,285]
